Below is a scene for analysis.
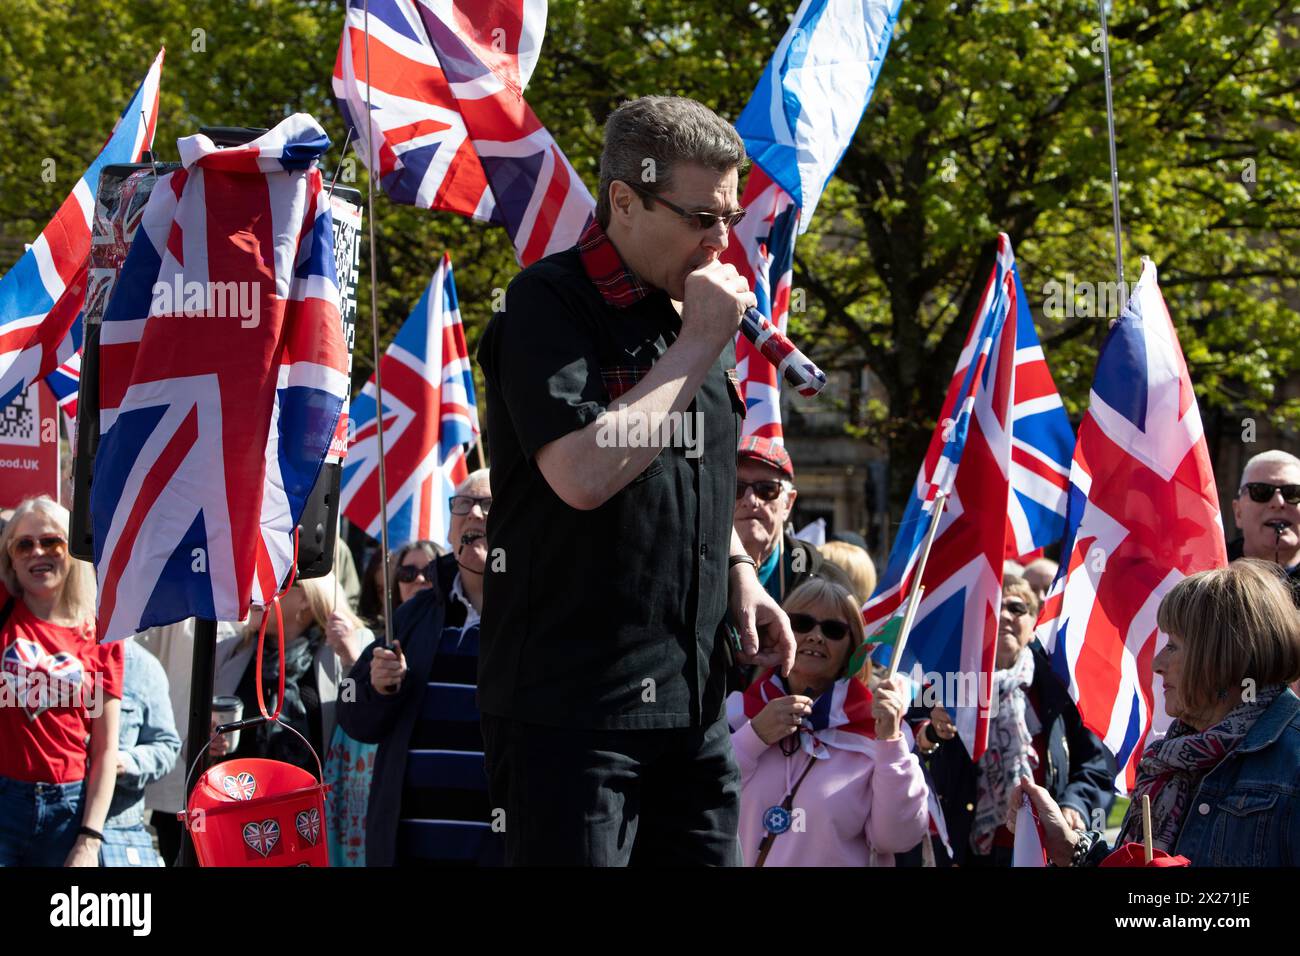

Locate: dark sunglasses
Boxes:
[736,479,787,502]
[448,495,492,516]
[395,564,436,585]
[1002,600,1030,618]
[626,182,747,231]
[1241,482,1300,505]
[789,613,850,641]
[8,534,67,557]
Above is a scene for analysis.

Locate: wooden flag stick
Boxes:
[1142,793,1153,863]
[887,491,948,678]
[475,437,487,471]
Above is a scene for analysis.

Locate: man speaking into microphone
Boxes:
[477,95,796,865]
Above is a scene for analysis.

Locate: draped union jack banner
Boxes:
[1035,257,1227,792]
[864,235,1061,760]
[332,0,592,266]
[92,115,349,641]
[341,253,479,549]
[0,49,163,409]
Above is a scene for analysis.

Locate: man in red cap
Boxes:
[734,435,822,607]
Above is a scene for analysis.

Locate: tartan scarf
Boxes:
[1117,684,1284,852]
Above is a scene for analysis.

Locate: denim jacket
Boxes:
[1171,688,1300,866]
[105,640,181,829]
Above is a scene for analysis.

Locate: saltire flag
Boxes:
[735,0,904,232]
[862,234,1030,761]
[332,0,593,266]
[723,0,903,441]
[0,48,163,409]
[1034,257,1227,793]
[340,252,479,550]
[92,115,349,641]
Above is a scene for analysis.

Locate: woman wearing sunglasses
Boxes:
[389,540,444,614]
[914,575,1113,866]
[727,576,929,866]
[0,496,123,867]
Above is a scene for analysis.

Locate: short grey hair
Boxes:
[597,96,746,228]
[456,468,490,496]
[1240,450,1300,490]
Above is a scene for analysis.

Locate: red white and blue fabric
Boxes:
[728,669,878,758]
[1034,257,1227,793]
[46,315,83,429]
[91,114,349,641]
[332,0,592,267]
[734,0,903,232]
[862,234,1028,762]
[721,166,798,441]
[341,252,479,549]
[0,49,163,410]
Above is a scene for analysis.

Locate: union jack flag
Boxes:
[0,49,162,410]
[864,235,1059,760]
[222,771,258,801]
[332,0,593,266]
[720,166,798,442]
[1035,257,1227,792]
[46,317,82,431]
[91,114,350,641]
[341,253,479,550]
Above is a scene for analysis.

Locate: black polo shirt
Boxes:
[476,220,746,730]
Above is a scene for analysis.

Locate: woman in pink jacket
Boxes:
[728,576,929,866]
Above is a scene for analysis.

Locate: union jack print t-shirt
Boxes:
[0,584,124,784]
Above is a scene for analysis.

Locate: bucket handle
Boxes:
[181,714,326,823]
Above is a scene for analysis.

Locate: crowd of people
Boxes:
[2,94,1299,869]
[0,439,1296,867]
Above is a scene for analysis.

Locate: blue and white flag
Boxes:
[735,0,903,231]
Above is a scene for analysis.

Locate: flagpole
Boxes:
[474,438,486,471]
[1097,0,1125,294]
[363,0,396,648]
[887,491,947,678]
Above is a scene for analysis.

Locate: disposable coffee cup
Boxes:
[212,696,243,753]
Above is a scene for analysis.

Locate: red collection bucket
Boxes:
[181,718,331,867]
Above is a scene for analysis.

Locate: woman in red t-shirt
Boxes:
[0,495,122,867]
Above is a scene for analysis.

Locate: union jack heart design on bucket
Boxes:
[242,819,280,858]
[295,808,321,846]
[222,772,257,800]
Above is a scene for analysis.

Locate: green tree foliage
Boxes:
[2,0,1295,508]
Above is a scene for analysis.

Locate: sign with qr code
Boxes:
[0,382,60,508]
[325,193,362,465]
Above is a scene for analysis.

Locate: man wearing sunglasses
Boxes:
[733,436,822,610]
[477,96,795,866]
[1228,450,1300,605]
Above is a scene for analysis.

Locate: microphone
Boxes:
[739,307,827,398]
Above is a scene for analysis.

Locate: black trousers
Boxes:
[480,714,741,866]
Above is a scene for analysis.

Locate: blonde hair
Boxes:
[1157,559,1300,715]
[818,541,877,604]
[296,572,364,631]
[782,576,870,684]
[0,495,96,627]
[1002,574,1040,616]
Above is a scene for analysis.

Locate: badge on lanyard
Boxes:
[762,805,792,835]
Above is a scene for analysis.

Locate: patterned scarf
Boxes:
[1117,684,1284,852]
[971,645,1039,855]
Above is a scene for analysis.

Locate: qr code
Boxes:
[0,389,40,447]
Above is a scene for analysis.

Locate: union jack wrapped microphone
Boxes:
[739,306,827,398]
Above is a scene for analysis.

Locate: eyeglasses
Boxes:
[736,479,788,502]
[626,182,747,231]
[395,564,436,585]
[1002,600,1031,618]
[7,534,67,558]
[1240,482,1300,505]
[449,495,492,516]
[788,613,850,641]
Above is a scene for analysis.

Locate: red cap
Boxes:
[737,435,794,480]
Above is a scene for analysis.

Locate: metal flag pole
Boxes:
[363,0,395,648]
[1097,0,1126,294]
[887,491,948,678]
